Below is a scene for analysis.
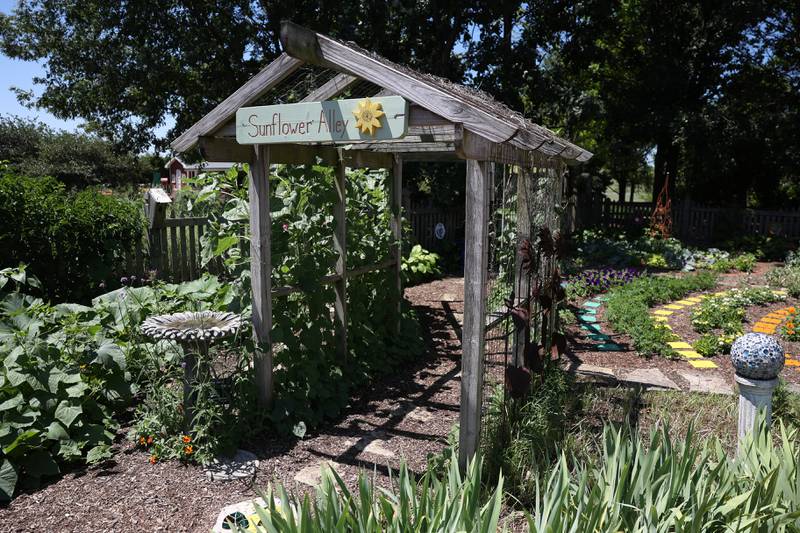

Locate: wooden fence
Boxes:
[406,196,465,250]
[149,216,209,281]
[592,198,800,243]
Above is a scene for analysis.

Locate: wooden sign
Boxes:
[236,96,408,145]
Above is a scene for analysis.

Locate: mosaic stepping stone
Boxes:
[654,310,673,316]
[579,314,597,323]
[664,304,685,310]
[584,301,602,308]
[668,341,693,349]
[588,333,611,341]
[676,350,702,359]
[581,324,601,333]
[597,342,624,351]
[688,359,718,369]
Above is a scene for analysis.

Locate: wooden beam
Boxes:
[272,259,395,297]
[171,53,303,153]
[458,159,489,471]
[249,145,273,408]
[511,167,531,367]
[301,72,359,102]
[390,154,403,335]
[334,155,348,362]
[408,105,452,127]
[280,21,518,144]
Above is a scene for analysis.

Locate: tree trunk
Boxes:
[618,177,627,202]
[653,136,678,201]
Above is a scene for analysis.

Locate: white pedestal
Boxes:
[735,374,778,450]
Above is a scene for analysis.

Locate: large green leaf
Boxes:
[86,444,112,464]
[213,235,239,256]
[54,401,83,428]
[46,421,70,441]
[0,459,17,502]
[2,429,41,457]
[0,393,24,412]
[92,340,126,371]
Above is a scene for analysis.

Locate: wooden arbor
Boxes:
[171,21,592,469]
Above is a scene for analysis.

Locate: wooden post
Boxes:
[389,154,403,335]
[458,159,489,471]
[511,167,531,367]
[249,145,273,408]
[144,188,171,274]
[334,154,348,361]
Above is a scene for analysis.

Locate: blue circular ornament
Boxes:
[730,333,784,380]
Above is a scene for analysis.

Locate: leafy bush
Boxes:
[401,244,443,286]
[0,169,146,302]
[691,287,784,336]
[692,333,733,357]
[569,229,688,270]
[565,267,643,299]
[247,453,503,532]
[768,265,800,297]
[605,272,717,356]
[0,267,135,500]
[525,421,800,532]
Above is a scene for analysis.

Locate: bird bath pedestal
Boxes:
[142,311,241,430]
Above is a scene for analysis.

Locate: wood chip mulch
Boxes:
[0,278,467,533]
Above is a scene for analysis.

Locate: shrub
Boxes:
[767,265,800,297]
[525,421,800,532]
[401,244,443,286]
[605,272,717,356]
[692,333,733,357]
[0,170,146,302]
[691,287,785,335]
[248,453,503,532]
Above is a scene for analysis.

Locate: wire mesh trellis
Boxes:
[480,156,568,446]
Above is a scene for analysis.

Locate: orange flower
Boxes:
[138,436,146,446]
[147,436,154,445]
[183,445,194,455]
[181,435,192,444]
[149,455,158,464]
[789,307,796,314]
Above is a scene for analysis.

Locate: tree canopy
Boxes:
[1,0,797,206]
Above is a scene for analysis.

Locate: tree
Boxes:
[0,1,474,152]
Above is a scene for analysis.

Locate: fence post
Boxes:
[511,167,531,367]
[390,154,403,336]
[459,159,489,471]
[144,188,171,274]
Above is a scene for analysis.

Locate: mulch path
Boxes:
[565,262,800,389]
[0,278,467,533]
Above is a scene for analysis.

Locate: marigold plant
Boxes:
[783,307,800,341]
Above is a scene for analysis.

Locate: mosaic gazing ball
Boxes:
[730,333,784,380]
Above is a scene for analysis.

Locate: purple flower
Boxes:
[120,276,129,286]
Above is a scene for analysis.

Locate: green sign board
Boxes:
[236,96,408,145]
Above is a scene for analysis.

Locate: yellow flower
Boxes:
[352,98,385,135]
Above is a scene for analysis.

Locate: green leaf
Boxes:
[0,393,24,412]
[46,421,70,441]
[21,449,59,478]
[2,429,41,457]
[214,235,239,256]
[55,401,83,428]
[86,444,113,464]
[0,460,17,502]
[92,340,126,370]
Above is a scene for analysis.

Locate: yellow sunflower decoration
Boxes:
[352,98,385,135]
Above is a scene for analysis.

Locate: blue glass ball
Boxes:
[730,333,784,380]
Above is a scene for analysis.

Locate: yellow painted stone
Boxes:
[687,297,703,303]
[674,300,696,306]
[689,359,718,369]
[653,316,669,322]
[785,360,800,367]
[759,317,783,325]
[753,326,777,334]
[664,304,685,310]
[668,341,693,349]
[677,350,702,359]
[654,310,673,316]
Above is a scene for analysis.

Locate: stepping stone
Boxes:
[440,293,458,302]
[580,324,601,333]
[760,317,783,325]
[406,406,435,423]
[584,301,602,308]
[206,449,259,482]
[597,342,624,351]
[654,310,673,316]
[653,316,669,322]
[212,498,269,533]
[580,308,598,315]
[668,341,693,349]
[676,349,702,359]
[687,359,719,370]
[753,326,776,334]
[579,315,597,323]
[785,360,800,367]
[588,333,611,341]
[621,368,679,390]
[678,370,731,393]
[664,304,685,310]
[686,297,703,303]
[595,295,609,301]
[363,439,396,459]
[293,460,340,487]
[674,300,696,306]
[775,310,791,316]
[573,364,615,379]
